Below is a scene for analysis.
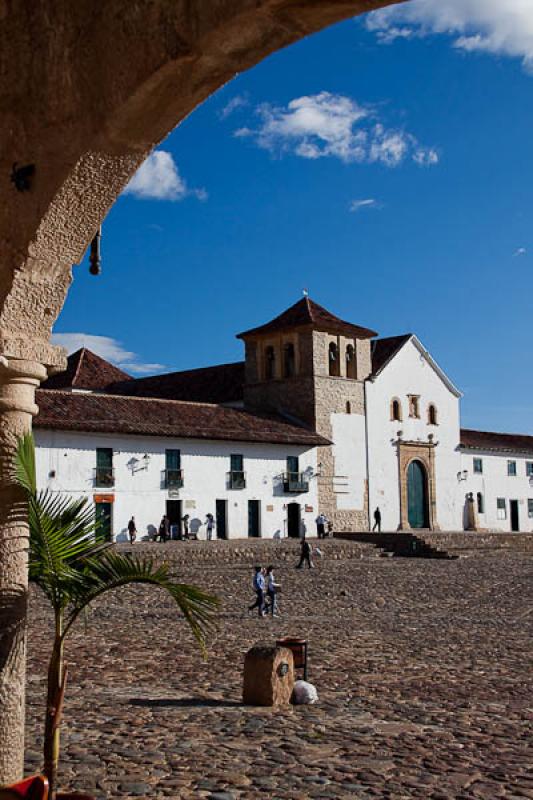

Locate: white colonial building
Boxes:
[34,297,533,540]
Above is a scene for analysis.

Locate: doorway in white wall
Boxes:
[216,499,228,539]
[287,502,301,538]
[166,499,182,539]
[248,500,260,538]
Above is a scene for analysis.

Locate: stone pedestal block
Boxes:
[243,644,294,706]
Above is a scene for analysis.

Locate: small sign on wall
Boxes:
[94,495,114,503]
[266,505,274,512]
[185,500,196,509]
[305,505,313,513]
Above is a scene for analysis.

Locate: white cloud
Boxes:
[236,92,438,167]
[51,333,166,375]
[513,246,527,256]
[365,0,533,74]
[350,198,379,212]
[219,94,249,119]
[123,150,207,201]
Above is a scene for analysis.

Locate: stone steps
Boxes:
[334,532,454,559]
[116,537,380,566]
[335,531,533,558]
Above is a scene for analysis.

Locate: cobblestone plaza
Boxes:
[25,539,532,799]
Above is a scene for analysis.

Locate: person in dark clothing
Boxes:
[372,506,382,532]
[181,514,189,540]
[248,566,266,616]
[296,536,314,569]
[127,516,137,544]
[158,516,170,543]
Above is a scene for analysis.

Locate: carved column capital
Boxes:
[0,358,48,419]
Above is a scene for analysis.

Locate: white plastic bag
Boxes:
[292,679,319,705]
[314,547,323,557]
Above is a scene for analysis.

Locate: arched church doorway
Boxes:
[287,503,301,538]
[407,460,429,529]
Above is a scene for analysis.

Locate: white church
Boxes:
[34,297,533,540]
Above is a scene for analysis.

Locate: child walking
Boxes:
[265,565,280,617]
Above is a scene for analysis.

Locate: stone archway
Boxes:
[0,0,407,783]
[397,441,439,532]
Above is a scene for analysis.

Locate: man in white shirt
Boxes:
[248,566,266,616]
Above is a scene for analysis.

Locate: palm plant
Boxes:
[14,434,219,799]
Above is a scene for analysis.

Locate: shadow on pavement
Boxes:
[129,697,242,709]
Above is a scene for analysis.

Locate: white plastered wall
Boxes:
[460,449,533,532]
[366,338,462,530]
[34,430,318,541]
[330,413,367,510]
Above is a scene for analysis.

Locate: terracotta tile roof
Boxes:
[460,429,533,455]
[107,362,245,404]
[34,390,329,446]
[237,297,378,340]
[371,334,412,376]
[42,348,132,391]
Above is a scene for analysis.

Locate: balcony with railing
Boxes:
[162,468,184,489]
[283,471,309,493]
[227,470,246,490]
[93,467,115,488]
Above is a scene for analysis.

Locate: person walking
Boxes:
[265,565,280,617]
[181,514,190,540]
[296,536,314,569]
[248,566,266,617]
[205,513,215,541]
[372,506,382,533]
[127,516,137,544]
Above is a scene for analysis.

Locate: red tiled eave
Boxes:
[34,390,329,447]
[460,428,533,455]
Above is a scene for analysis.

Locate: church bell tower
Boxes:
[237,297,377,530]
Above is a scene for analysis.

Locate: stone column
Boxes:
[0,357,47,785]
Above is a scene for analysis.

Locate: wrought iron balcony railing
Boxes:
[283,472,309,493]
[227,470,246,489]
[163,468,184,489]
[93,467,115,488]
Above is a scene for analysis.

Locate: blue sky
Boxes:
[53,1,533,434]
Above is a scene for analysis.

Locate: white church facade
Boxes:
[34,297,533,540]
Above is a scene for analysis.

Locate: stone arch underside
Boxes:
[0,0,408,784]
[0,0,404,368]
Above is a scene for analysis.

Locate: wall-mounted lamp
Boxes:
[11,162,35,192]
[89,226,102,276]
[128,454,151,474]
[457,469,468,482]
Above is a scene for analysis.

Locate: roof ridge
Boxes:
[70,347,86,386]
[119,360,244,383]
[38,388,223,409]
[461,427,533,438]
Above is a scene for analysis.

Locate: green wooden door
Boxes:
[95,502,113,542]
[407,460,428,529]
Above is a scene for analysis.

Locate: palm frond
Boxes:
[15,436,111,608]
[14,432,37,494]
[64,551,219,652]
